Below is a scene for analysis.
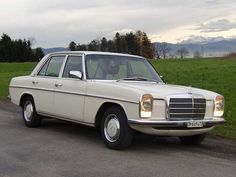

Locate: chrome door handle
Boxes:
[32,81,39,84]
[55,83,63,87]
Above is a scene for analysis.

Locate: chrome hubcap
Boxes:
[104,114,120,142]
[24,102,33,122]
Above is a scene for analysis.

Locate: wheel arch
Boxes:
[19,93,34,107]
[95,102,127,129]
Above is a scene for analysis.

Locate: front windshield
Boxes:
[85,54,162,82]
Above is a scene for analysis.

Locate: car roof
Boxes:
[49,51,145,59]
[31,51,146,76]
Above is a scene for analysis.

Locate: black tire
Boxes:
[101,106,134,150]
[179,133,206,145]
[22,96,41,128]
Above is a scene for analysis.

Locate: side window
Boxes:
[38,56,65,77]
[86,56,99,79]
[63,56,83,78]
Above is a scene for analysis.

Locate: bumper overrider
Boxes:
[128,118,225,136]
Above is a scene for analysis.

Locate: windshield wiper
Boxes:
[117,77,159,83]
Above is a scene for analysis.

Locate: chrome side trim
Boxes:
[9,85,139,104]
[38,111,95,127]
[128,118,225,127]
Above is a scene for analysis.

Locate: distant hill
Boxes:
[153,38,236,58]
[42,47,69,55]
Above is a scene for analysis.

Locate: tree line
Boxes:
[69,30,154,58]
[155,42,190,59]
[0,33,44,62]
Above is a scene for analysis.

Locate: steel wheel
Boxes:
[23,101,34,122]
[101,106,134,150]
[104,114,120,142]
[22,96,41,128]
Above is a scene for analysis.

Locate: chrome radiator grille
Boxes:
[168,97,206,120]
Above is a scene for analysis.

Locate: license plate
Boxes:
[187,121,203,128]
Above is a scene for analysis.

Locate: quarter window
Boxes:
[38,56,65,77]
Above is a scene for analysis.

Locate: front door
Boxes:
[53,55,86,122]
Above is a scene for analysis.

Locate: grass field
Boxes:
[0,62,36,99]
[151,58,236,139]
[0,58,236,140]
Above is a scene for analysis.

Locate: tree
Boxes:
[69,41,77,51]
[141,32,154,58]
[0,33,12,61]
[135,30,143,56]
[100,37,108,51]
[0,33,40,62]
[161,43,171,59]
[67,30,154,58]
[77,43,87,51]
[176,47,189,59]
[193,50,201,58]
[88,40,100,51]
[34,48,44,61]
[115,32,122,52]
[107,40,116,52]
[155,42,171,59]
[125,32,140,55]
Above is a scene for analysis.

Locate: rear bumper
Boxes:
[128,118,225,136]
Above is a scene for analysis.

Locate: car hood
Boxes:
[113,81,218,100]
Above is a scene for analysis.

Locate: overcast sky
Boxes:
[0,0,236,48]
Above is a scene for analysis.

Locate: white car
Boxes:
[9,51,225,149]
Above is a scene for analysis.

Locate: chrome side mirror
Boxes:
[160,75,166,83]
[69,71,82,79]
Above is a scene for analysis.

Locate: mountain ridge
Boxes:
[153,38,236,58]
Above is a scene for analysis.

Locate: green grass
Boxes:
[0,62,36,99]
[0,58,236,140]
[150,57,236,140]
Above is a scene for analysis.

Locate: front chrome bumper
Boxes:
[128,118,225,128]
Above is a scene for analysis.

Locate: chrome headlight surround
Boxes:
[213,95,224,117]
[140,94,153,118]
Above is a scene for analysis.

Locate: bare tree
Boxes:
[193,50,201,58]
[176,47,189,59]
[154,43,162,59]
[155,42,171,59]
[28,37,36,47]
[161,42,171,59]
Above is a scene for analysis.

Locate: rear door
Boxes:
[53,55,86,121]
[33,55,65,115]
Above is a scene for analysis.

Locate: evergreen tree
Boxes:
[107,40,116,52]
[69,41,77,51]
[34,48,44,61]
[67,30,154,58]
[115,32,122,52]
[0,33,44,62]
[88,40,100,51]
[125,32,140,55]
[100,37,108,51]
[77,44,87,51]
